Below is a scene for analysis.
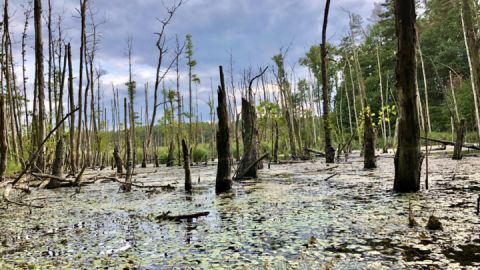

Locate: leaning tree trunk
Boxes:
[215,66,233,194]
[452,119,466,160]
[321,0,335,163]
[393,0,423,192]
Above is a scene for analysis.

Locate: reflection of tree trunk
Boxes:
[394,0,423,192]
[215,66,232,194]
[452,119,465,160]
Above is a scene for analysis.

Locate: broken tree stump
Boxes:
[452,119,466,160]
[215,66,233,194]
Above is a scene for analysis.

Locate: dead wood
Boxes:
[304,148,325,157]
[3,184,43,208]
[234,153,269,180]
[11,107,79,187]
[421,137,480,151]
[324,173,339,181]
[156,211,209,222]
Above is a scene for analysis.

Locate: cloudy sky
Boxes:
[8,0,376,123]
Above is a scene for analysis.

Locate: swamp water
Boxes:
[1,153,479,269]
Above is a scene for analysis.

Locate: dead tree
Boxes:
[123,98,132,192]
[113,145,123,174]
[76,0,87,170]
[67,43,76,173]
[146,1,183,151]
[393,0,423,192]
[236,67,268,179]
[182,139,192,192]
[34,0,46,172]
[363,106,377,169]
[320,0,335,163]
[215,66,233,194]
[166,141,175,167]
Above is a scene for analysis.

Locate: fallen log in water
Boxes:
[304,148,326,157]
[421,137,480,151]
[156,211,210,222]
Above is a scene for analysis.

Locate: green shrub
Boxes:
[192,146,210,162]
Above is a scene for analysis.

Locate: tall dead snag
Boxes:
[273,54,297,158]
[393,0,423,192]
[363,106,377,168]
[236,67,268,179]
[0,0,10,180]
[34,0,46,172]
[460,0,480,143]
[123,98,132,192]
[182,139,192,192]
[67,43,76,173]
[215,66,233,194]
[452,119,466,160]
[146,1,183,151]
[0,86,6,181]
[320,0,335,163]
[74,0,87,170]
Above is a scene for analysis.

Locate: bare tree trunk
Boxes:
[33,0,46,172]
[21,6,31,130]
[321,0,335,163]
[460,0,480,144]
[273,121,279,163]
[113,145,123,174]
[417,37,431,133]
[376,47,388,153]
[393,0,423,192]
[123,98,132,192]
[363,107,377,168]
[452,119,466,160]
[67,43,76,173]
[166,141,175,167]
[182,139,192,192]
[0,79,7,180]
[215,66,232,194]
[76,0,87,169]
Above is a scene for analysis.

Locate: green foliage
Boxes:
[192,145,210,163]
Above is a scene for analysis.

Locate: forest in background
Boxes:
[0,0,477,180]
